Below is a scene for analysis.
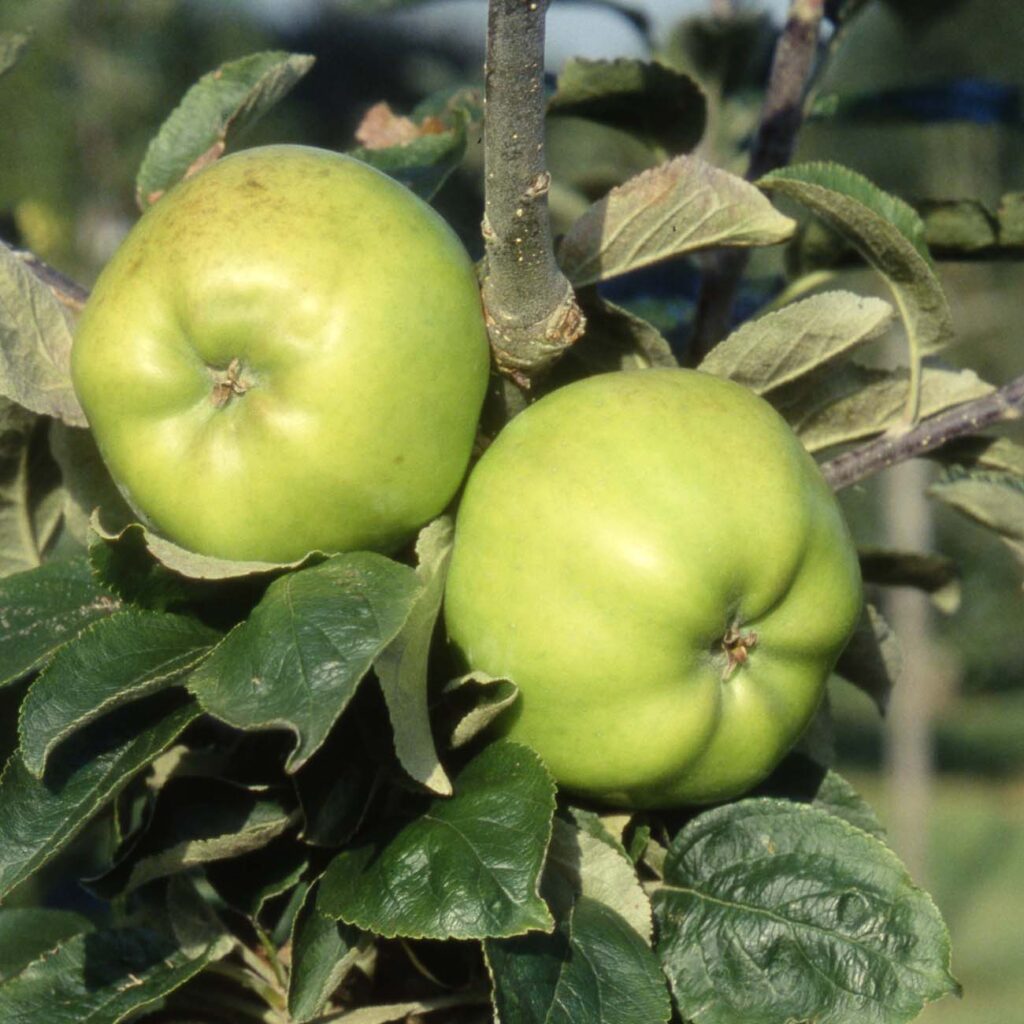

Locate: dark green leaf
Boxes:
[0,556,121,689]
[293,702,379,848]
[834,603,901,715]
[0,908,92,982]
[488,897,671,1024]
[859,548,960,613]
[205,834,307,919]
[90,776,295,897]
[136,51,314,208]
[812,771,887,840]
[0,878,232,1023]
[375,517,454,795]
[19,610,219,777]
[654,799,958,1024]
[0,692,199,899]
[931,436,1024,477]
[0,244,86,427]
[288,880,363,1023]
[549,58,706,155]
[189,552,420,771]
[318,741,555,939]
[552,291,677,386]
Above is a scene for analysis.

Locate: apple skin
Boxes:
[72,145,490,562]
[444,369,862,808]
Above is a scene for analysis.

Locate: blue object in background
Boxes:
[814,78,1022,126]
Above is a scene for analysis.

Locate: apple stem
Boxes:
[210,357,249,408]
[721,625,758,680]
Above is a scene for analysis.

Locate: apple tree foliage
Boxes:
[1,5,1022,1022]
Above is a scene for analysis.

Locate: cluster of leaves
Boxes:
[1,19,1022,1024]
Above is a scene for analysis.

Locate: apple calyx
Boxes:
[720,624,758,680]
[210,358,251,408]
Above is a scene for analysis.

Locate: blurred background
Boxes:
[1,1,1021,1021]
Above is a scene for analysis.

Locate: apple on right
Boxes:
[443,368,863,809]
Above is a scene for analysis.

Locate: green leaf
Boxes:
[0,692,199,899]
[760,163,954,423]
[318,741,556,940]
[91,516,300,581]
[0,878,233,1024]
[859,548,961,614]
[0,556,121,689]
[0,32,29,77]
[932,435,1024,477]
[549,291,677,389]
[293,703,379,848]
[352,125,466,202]
[0,909,92,982]
[549,58,706,155]
[698,291,893,394]
[136,51,314,208]
[18,610,219,777]
[375,517,454,795]
[487,897,671,1024]
[772,361,992,454]
[544,809,653,944]
[997,192,1024,248]
[0,402,55,577]
[0,244,86,427]
[920,199,997,255]
[189,552,420,772]
[205,835,308,919]
[812,771,887,841]
[557,155,795,288]
[89,776,295,897]
[288,880,363,1023]
[929,468,1024,569]
[48,423,133,547]
[441,671,519,750]
[834,603,901,715]
[654,799,959,1024]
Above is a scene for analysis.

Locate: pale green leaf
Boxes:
[699,291,893,393]
[558,155,795,287]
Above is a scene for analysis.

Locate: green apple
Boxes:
[444,369,862,808]
[72,145,490,562]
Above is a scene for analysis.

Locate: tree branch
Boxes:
[822,374,1024,491]
[689,0,825,361]
[481,0,584,386]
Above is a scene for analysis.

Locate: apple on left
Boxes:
[72,145,491,563]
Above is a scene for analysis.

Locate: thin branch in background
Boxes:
[689,0,825,361]
[481,0,584,387]
[822,373,1024,491]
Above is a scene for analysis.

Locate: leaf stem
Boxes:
[690,0,825,360]
[482,0,584,385]
[821,373,1024,491]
